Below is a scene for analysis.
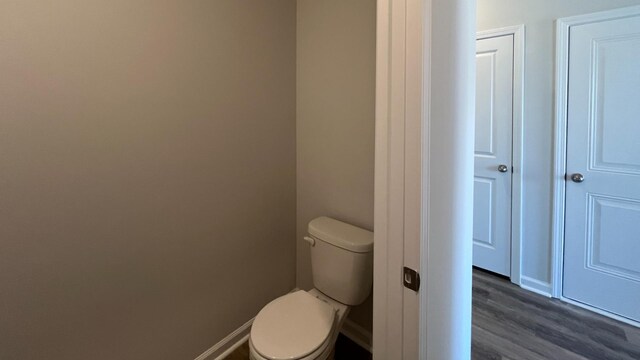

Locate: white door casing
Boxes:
[373,0,422,358]
[374,0,477,358]
[473,34,514,277]
[562,11,640,323]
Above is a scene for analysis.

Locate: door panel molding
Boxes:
[476,25,525,286]
[552,5,640,327]
[586,194,640,282]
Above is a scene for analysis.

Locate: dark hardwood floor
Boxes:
[472,268,640,360]
[226,270,640,359]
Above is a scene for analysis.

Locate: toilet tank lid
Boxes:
[308,217,373,253]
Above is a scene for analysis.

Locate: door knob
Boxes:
[498,164,509,173]
[570,173,584,183]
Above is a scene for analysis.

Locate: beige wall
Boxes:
[296,0,376,332]
[0,1,296,359]
[477,0,640,285]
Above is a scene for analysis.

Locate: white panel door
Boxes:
[563,14,640,322]
[473,35,513,276]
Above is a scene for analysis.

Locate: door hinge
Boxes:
[403,266,420,292]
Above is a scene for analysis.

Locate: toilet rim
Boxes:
[250,290,336,359]
[250,310,337,360]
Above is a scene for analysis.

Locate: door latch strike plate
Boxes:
[403,266,420,292]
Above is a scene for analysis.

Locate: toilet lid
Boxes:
[251,290,336,360]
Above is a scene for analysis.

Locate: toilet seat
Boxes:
[249,333,334,360]
[250,290,337,360]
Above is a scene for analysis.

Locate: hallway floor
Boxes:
[472,268,640,360]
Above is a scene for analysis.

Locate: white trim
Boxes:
[476,25,526,287]
[403,0,425,358]
[213,335,250,360]
[551,15,569,300]
[419,0,433,358]
[340,318,373,353]
[560,296,640,329]
[372,0,409,358]
[520,276,552,298]
[194,318,254,360]
[552,4,640,299]
[555,4,640,27]
[476,25,522,40]
[372,0,390,356]
[373,0,426,357]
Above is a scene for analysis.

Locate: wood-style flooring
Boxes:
[472,268,640,360]
[226,269,640,359]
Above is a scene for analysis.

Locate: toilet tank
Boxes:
[307,217,373,306]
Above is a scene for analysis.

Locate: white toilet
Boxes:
[249,216,373,360]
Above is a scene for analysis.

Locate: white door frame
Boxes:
[373,0,476,358]
[476,26,526,286]
[373,0,423,357]
[551,5,640,327]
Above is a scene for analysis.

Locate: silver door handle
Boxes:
[498,164,509,173]
[570,173,584,183]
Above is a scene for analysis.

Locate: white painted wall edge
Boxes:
[423,0,476,358]
[194,319,253,360]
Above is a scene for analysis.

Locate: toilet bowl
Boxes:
[248,217,373,360]
[249,289,349,360]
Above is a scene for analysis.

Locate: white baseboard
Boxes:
[520,276,552,298]
[194,318,253,360]
[340,318,372,353]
